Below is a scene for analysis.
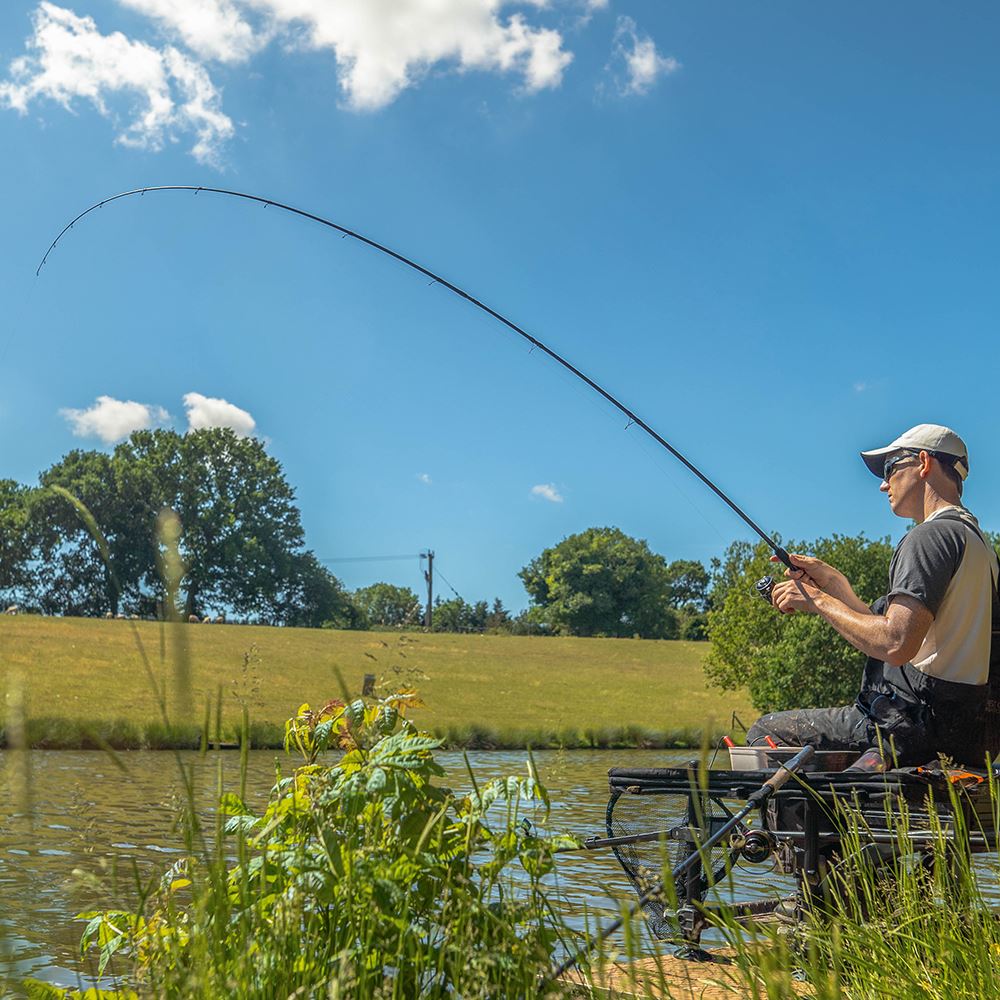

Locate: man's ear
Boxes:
[918,450,933,479]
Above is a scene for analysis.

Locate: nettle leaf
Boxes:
[376,705,399,734]
[225,814,260,835]
[547,833,585,852]
[79,914,104,956]
[343,699,366,728]
[219,792,253,817]
[370,731,443,762]
[314,718,335,752]
[366,767,387,793]
[22,980,68,1000]
[159,858,191,893]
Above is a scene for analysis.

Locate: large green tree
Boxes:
[664,558,711,640]
[0,480,42,608]
[117,429,305,619]
[279,552,358,629]
[519,526,678,638]
[37,450,129,616]
[704,533,894,712]
[353,582,423,628]
[2,428,338,624]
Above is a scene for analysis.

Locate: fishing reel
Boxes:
[754,575,775,604]
[730,828,776,865]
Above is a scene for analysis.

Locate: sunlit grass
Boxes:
[0,615,753,748]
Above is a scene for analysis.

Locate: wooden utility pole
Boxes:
[422,550,434,628]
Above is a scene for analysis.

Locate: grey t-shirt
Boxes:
[887,506,997,686]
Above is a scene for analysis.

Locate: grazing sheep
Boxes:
[188,614,200,624]
[115,612,126,620]
[203,615,213,624]
[4,605,18,615]
[104,611,114,619]
[214,614,226,625]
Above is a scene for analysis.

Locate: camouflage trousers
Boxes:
[746,705,873,751]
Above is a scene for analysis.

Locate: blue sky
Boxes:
[2,1,1000,612]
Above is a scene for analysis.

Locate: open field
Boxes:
[0,615,755,748]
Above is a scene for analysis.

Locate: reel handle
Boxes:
[755,576,775,604]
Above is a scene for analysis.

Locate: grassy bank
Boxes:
[0,615,754,749]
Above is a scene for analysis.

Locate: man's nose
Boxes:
[879,480,890,493]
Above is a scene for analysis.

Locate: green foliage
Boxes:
[705,533,893,712]
[430,596,510,632]
[519,526,679,638]
[74,694,577,997]
[21,980,136,1000]
[115,429,305,619]
[0,479,41,606]
[0,429,345,625]
[353,581,423,627]
[280,551,358,629]
[664,558,710,612]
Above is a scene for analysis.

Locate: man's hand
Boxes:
[771,574,823,615]
[770,553,867,613]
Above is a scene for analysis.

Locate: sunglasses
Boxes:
[883,452,920,481]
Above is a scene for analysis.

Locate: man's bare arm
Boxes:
[772,578,933,666]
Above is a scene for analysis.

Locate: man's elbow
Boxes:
[884,636,922,668]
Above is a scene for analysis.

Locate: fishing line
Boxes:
[516,333,730,544]
[37,185,793,569]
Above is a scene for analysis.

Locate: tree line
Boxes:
[0,432,714,635]
[15,429,978,718]
[0,429,352,626]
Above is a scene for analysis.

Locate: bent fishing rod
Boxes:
[37,185,793,569]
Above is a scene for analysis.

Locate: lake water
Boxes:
[0,746,867,991]
[3,748,761,990]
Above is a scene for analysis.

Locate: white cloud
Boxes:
[118,0,262,63]
[0,2,234,164]
[531,483,563,503]
[417,472,432,485]
[60,394,171,444]
[1,1,585,160]
[608,16,678,97]
[244,0,573,110]
[183,392,257,435]
[853,381,870,393]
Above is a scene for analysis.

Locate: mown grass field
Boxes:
[0,615,755,748]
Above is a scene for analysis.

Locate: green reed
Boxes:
[717,768,1000,1000]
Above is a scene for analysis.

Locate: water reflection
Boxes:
[0,748,783,990]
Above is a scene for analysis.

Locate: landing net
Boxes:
[606,784,733,939]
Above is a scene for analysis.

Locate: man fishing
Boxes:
[747,424,998,767]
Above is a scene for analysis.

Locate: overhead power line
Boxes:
[320,554,421,563]
[434,565,465,604]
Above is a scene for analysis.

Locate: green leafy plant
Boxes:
[73,691,580,998]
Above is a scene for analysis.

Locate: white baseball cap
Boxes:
[860,423,969,481]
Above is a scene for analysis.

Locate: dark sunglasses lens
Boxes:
[883,454,913,480]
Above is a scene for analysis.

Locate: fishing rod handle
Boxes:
[748,744,815,804]
[773,546,795,570]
